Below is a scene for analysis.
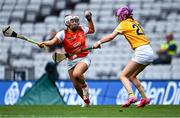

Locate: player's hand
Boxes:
[37,42,46,48]
[84,10,92,21]
[93,41,101,49]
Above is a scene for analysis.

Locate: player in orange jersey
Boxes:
[38,10,94,107]
[93,6,155,108]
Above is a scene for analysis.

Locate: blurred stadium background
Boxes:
[0,0,180,106]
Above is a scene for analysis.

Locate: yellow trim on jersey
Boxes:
[115,18,150,49]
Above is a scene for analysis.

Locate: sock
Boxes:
[128,92,135,98]
[80,83,89,97]
[137,85,147,98]
[140,91,146,98]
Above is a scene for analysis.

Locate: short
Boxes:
[132,44,155,65]
[67,55,91,70]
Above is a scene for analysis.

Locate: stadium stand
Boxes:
[0,0,180,80]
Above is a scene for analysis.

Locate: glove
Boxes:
[84,10,92,21]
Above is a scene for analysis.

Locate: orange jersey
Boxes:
[115,18,150,49]
[56,26,89,59]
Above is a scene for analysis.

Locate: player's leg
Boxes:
[120,60,142,96]
[129,64,150,107]
[72,62,89,93]
[68,68,83,98]
[71,61,90,107]
[72,62,88,85]
[129,64,147,98]
[130,44,154,107]
[120,60,140,107]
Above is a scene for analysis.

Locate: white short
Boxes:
[132,44,155,65]
[67,55,91,70]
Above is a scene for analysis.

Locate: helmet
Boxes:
[64,15,79,26]
[115,6,133,21]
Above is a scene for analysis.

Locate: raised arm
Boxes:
[85,10,94,33]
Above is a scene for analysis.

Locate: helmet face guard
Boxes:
[115,6,133,21]
[64,15,80,26]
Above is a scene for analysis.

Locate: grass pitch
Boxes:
[0,105,180,117]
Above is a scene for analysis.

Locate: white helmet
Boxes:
[64,15,79,26]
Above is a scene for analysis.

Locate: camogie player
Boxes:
[93,6,155,107]
[38,10,94,107]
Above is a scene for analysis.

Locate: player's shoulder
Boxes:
[118,19,131,28]
[79,25,89,33]
[56,30,65,38]
[57,30,65,34]
[119,20,126,25]
[78,25,83,30]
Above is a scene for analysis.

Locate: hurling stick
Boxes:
[2,25,39,45]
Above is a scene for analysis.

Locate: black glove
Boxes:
[84,10,92,21]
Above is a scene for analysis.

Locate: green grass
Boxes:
[0,105,180,117]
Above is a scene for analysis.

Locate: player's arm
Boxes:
[93,31,119,48]
[38,37,61,48]
[85,10,94,33]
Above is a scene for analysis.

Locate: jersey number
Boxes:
[132,24,144,35]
